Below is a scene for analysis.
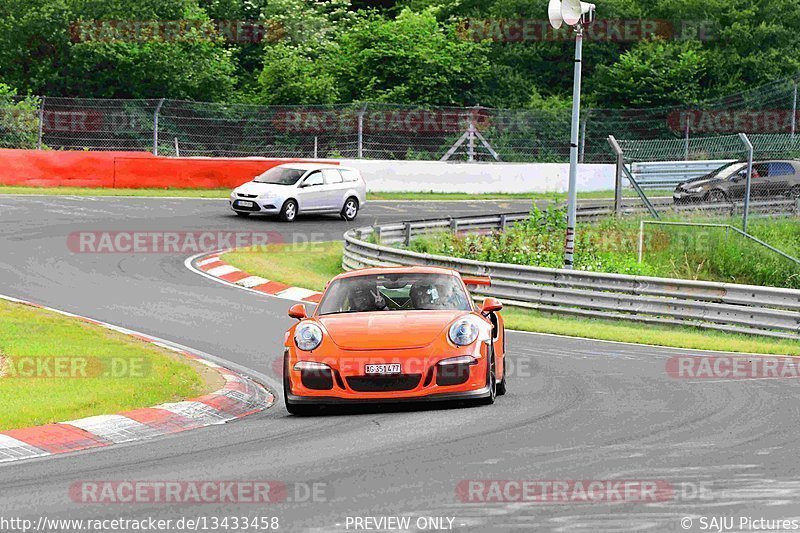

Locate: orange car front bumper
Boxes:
[284,343,491,403]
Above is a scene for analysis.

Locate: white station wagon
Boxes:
[230,163,367,222]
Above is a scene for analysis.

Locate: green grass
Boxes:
[0,299,215,431]
[224,241,344,292]
[501,307,800,356]
[221,242,800,356]
[0,184,671,201]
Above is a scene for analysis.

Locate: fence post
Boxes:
[500,214,507,230]
[450,218,458,233]
[579,115,587,163]
[793,81,798,140]
[153,98,165,156]
[638,219,645,263]
[174,137,180,157]
[738,133,754,233]
[313,136,318,158]
[37,96,45,150]
[357,104,366,158]
[683,113,690,160]
[467,122,476,162]
[607,135,624,217]
[403,222,412,247]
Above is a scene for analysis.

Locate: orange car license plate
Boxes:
[364,364,401,375]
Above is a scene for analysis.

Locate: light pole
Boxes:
[548,0,595,269]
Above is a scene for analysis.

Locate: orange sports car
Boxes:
[282,266,506,414]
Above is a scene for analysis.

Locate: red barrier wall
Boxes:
[0,149,331,189]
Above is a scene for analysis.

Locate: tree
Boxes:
[257,44,340,104]
[0,0,237,100]
[0,84,40,148]
[329,8,492,105]
[592,40,708,108]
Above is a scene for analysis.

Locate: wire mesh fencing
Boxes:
[613,132,800,225]
[2,74,800,162]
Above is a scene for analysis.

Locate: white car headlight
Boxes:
[687,186,703,193]
[295,322,323,351]
[449,318,480,346]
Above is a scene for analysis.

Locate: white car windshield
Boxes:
[317,273,472,315]
[709,163,742,180]
[253,167,305,185]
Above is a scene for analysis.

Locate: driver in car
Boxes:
[410,283,435,310]
[434,281,467,309]
[349,282,388,312]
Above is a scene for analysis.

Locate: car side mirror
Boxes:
[481,297,503,314]
[288,303,307,320]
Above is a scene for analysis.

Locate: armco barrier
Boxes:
[342,213,800,340]
[0,149,331,189]
[630,160,735,190]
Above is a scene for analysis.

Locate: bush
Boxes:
[406,206,800,288]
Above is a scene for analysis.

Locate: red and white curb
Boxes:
[188,251,323,304]
[0,294,274,465]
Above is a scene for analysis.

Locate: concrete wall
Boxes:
[0,149,616,193]
[340,159,617,193]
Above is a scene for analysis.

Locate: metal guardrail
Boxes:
[557,196,800,220]
[343,212,800,340]
[631,160,736,190]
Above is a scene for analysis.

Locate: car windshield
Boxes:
[707,163,742,180]
[253,167,305,185]
[317,273,472,315]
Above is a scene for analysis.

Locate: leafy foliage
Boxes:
[0,0,798,110]
[408,206,800,288]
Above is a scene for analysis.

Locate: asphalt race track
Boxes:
[1,195,800,532]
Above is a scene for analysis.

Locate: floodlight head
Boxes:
[548,0,563,29]
[562,0,596,26]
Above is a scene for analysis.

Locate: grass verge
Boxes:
[0,299,219,431]
[0,185,670,201]
[224,242,344,292]
[221,242,800,356]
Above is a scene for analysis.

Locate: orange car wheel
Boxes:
[479,343,497,406]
